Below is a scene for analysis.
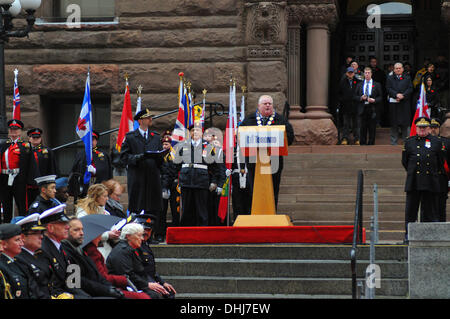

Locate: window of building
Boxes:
[42,95,111,176]
[346,0,412,16]
[367,2,412,15]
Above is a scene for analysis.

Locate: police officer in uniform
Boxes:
[429,118,450,222]
[0,119,37,222]
[0,223,41,299]
[37,204,90,298]
[14,213,51,299]
[26,128,58,205]
[134,213,176,298]
[120,108,165,217]
[402,117,445,242]
[27,175,59,215]
[70,130,113,198]
[173,122,222,226]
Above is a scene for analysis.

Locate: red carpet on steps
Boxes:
[166,226,366,244]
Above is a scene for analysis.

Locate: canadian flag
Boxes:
[116,79,133,152]
[12,69,20,120]
[410,82,430,136]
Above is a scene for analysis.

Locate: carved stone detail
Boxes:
[244,1,288,45]
[288,3,337,27]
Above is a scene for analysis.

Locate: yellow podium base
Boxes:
[233,214,293,227]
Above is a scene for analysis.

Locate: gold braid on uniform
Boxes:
[51,292,74,299]
[0,270,13,299]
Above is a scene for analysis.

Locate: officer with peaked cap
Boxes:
[14,214,51,299]
[134,213,176,298]
[402,116,446,242]
[26,127,58,206]
[120,107,165,217]
[36,205,90,298]
[27,174,60,215]
[0,119,38,222]
[70,130,113,199]
[0,223,42,299]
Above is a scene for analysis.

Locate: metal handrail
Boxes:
[350,169,364,299]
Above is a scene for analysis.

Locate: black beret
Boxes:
[0,223,22,240]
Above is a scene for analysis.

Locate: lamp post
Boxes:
[0,0,41,142]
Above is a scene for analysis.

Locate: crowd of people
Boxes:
[0,94,294,299]
[338,55,449,146]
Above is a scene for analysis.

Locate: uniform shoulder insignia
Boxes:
[32,202,39,208]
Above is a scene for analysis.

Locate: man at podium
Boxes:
[240,95,294,208]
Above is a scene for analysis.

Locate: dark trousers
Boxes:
[0,175,27,223]
[342,112,359,141]
[155,186,179,238]
[208,191,221,226]
[358,108,377,145]
[405,190,440,236]
[231,183,252,220]
[180,187,209,226]
[438,192,448,222]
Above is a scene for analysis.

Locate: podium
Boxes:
[233,125,293,226]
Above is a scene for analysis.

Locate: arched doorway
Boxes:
[343,1,414,74]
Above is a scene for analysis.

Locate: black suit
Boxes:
[402,134,446,238]
[120,129,163,215]
[61,240,122,298]
[354,79,383,145]
[15,249,52,299]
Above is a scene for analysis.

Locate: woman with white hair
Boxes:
[105,223,170,299]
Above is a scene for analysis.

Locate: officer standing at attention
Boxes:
[26,128,58,205]
[173,122,222,226]
[402,117,445,242]
[119,107,165,218]
[0,119,37,222]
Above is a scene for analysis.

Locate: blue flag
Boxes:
[76,72,93,184]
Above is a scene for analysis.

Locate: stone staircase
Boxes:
[151,244,408,299]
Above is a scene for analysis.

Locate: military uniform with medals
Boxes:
[402,117,445,239]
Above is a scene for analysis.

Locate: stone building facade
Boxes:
[2,0,450,172]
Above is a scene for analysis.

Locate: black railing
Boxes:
[350,169,364,299]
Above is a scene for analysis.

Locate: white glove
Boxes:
[162,189,170,199]
[225,169,232,177]
[216,187,223,195]
[87,164,96,174]
[209,183,217,192]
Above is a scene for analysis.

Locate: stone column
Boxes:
[286,2,338,145]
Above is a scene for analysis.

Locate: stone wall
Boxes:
[3,0,292,143]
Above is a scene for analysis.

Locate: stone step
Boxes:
[155,258,407,278]
[278,202,405,213]
[278,194,405,203]
[279,185,404,195]
[163,276,408,297]
[150,244,407,261]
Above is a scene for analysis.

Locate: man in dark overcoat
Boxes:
[386,62,414,145]
[119,108,164,216]
[338,66,360,145]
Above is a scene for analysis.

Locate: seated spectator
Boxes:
[134,214,176,298]
[61,218,124,299]
[75,183,120,258]
[106,223,171,299]
[102,179,127,218]
[83,234,150,299]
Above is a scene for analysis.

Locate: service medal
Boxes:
[425,140,431,148]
